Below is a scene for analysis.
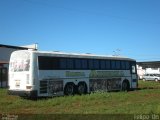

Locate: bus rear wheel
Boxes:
[155,78,158,82]
[64,83,75,95]
[77,82,87,95]
[143,78,146,81]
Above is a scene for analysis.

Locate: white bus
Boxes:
[8,50,138,98]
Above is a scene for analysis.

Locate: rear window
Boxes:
[9,51,30,72]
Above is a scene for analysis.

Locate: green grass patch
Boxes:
[1,81,160,119]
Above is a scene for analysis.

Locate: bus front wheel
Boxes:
[64,83,75,95]
[122,80,129,91]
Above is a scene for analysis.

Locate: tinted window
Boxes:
[81,59,88,69]
[100,60,106,69]
[75,59,81,69]
[94,60,99,69]
[88,59,94,69]
[38,56,132,71]
[121,61,126,69]
[66,59,74,69]
[111,61,116,69]
[106,60,111,69]
[60,58,67,69]
[116,61,121,69]
[51,58,59,69]
[38,57,50,70]
[121,61,130,70]
[126,61,130,69]
[38,56,59,70]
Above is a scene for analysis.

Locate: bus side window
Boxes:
[106,60,111,69]
[60,58,67,69]
[93,59,99,69]
[75,59,82,69]
[115,61,121,70]
[131,63,136,74]
[88,59,94,69]
[121,61,126,70]
[132,66,136,73]
[100,60,106,70]
[49,58,59,70]
[125,61,130,70]
[66,59,74,69]
[81,59,88,69]
[38,56,51,70]
[111,61,116,69]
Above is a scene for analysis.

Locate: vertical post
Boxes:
[0,68,2,88]
[2,68,8,88]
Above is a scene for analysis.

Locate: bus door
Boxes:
[131,62,138,88]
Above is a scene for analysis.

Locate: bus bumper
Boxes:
[8,90,37,98]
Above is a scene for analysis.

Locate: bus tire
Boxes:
[64,83,75,95]
[77,82,87,95]
[143,78,146,81]
[155,78,158,82]
[122,80,130,91]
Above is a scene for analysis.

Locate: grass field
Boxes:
[1,81,160,119]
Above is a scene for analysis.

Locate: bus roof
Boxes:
[13,50,136,61]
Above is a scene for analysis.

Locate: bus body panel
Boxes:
[37,70,90,96]
[37,69,132,97]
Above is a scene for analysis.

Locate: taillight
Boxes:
[26,86,32,89]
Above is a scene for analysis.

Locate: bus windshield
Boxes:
[9,51,30,72]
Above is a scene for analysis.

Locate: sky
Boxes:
[0,0,160,61]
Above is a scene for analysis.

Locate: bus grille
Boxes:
[40,81,48,94]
